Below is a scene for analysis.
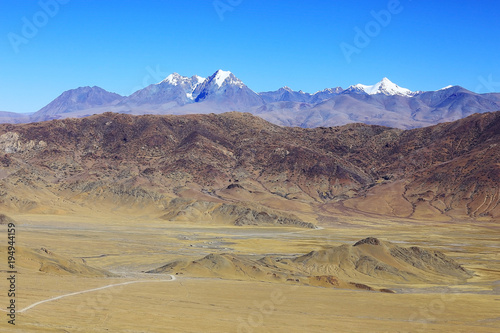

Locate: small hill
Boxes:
[148,237,473,291]
[148,253,378,292]
[0,246,113,277]
[290,237,472,284]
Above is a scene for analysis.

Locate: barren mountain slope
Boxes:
[0,111,498,219]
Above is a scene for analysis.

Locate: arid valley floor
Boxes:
[1,212,499,332]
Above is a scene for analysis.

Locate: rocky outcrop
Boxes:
[161,199,316,228]
[0,132,46,153]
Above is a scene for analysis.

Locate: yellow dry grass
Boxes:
[0,213,498,332]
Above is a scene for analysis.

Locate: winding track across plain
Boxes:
[1,274,176,313]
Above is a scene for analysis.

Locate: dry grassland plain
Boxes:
[0,212,498,333]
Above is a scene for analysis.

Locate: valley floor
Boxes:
[1,214,499,332]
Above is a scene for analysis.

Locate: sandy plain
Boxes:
[0,213,499,333]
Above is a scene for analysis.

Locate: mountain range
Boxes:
[3,70,500,129]
[1,111,498,220]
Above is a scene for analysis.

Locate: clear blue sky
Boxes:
[1,0,499,113]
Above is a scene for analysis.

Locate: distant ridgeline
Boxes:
[2,70,500,129]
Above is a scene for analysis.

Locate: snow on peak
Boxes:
[212,69,244,88]
[349,77,414,97]
[162,73,185,85]
[161,73,190,86]
[193,75,206,85]
[438,85,454,91]
[160,73,205,87]
[214,70,231,86]
[158,73,207,100]
[313,87,343,95]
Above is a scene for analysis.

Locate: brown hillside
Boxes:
[0,111,498,219]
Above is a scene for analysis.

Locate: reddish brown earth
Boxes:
[0,111,498,221]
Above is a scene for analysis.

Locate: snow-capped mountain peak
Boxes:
[161,73,185,85]
[210,69,244,88]
[348,77,414,97]
[157,73,207,101]
[160,73,205,87]
[214,69,231,87]
[192,70,262,105]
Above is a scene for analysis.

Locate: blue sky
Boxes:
[1,0,499,113]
